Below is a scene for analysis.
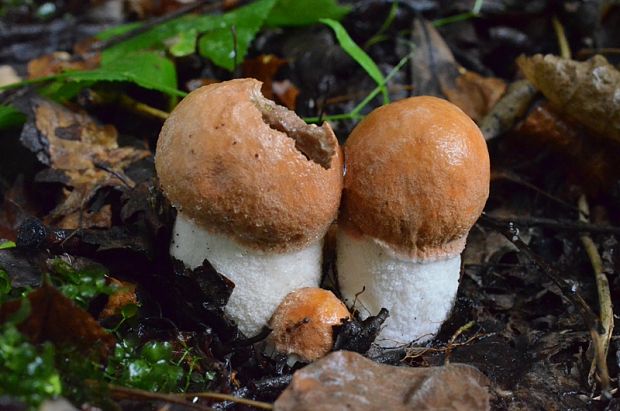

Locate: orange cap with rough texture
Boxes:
[341,96,490,260]
[155,79,343,252]
[269,288,350,362]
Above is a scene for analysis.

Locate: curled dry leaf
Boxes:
[19,98,151,229]
[517,54,620,142]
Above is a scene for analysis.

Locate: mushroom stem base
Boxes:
[171,213,323,336]
[337,230,461,346]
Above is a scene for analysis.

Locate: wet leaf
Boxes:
[0,248,47,289]
[517,54,620,142]
[19,98,150,229]
[0,284,115,358]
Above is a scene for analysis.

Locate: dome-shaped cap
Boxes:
[341,96,490,260]
[156,79,343,251]
[268,287,350,362]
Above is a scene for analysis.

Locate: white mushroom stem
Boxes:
[337,230,461,347]
[171,213,323,336]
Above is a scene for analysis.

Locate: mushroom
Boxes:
[337,96,490,346]
[155,79,343,336]
[267,287,351,363]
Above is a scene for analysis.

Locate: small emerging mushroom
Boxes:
[267,287,351,364]
[155,79,343,336]
[337,96,490,346]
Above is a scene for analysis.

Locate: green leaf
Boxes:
[0,324,62,407]
[97,22,143,41]
[0,241,16,250]
[61,51,185,97]
[0,105,26,130]
[198,0,277,71]
[0,269,11,296]
[169,29,198,57]
[320,18,389,104]
[266,0,350,26]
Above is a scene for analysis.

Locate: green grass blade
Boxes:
[320,18,389,104]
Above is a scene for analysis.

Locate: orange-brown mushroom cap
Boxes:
[155,78,343,252]
[268,288,351,362]
[340,96,490,261]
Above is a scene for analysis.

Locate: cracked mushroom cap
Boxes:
[155,78,343,252]
[268,288,351,362]
[340,96,490,261]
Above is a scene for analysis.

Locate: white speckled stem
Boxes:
[171,213,323,336]
[337,230,461,347]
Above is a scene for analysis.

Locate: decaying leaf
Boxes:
[0,283,115,358]
[19,98,150,229]
[517,54,620,142]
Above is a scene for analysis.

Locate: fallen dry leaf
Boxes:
[99,278,137,320]
[442,70,507,122]
[0,283,115,358]
[517,54,620,142]
[275,350,490,411]
[410,18,459,97]
[272,80,300,110]
[19,98,150,229]
[410,18,504,121]
[242,54,287,100]
[27,51,100,80]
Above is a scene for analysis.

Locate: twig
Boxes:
[578,195,613,394]
[484,214,620,236]
[99,381,274,410]
[479,214,602,331]
[552,15,571,60]
[492,169,583,215]
[189,392,273,410]
[444,321,476,364]
[119,94,170,120]
[101,382,212,410]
